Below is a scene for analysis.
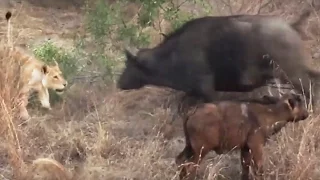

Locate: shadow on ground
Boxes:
[15,0,85,9]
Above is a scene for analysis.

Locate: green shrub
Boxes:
[81,0,154,83]
[137,0,166,27]
[85,0,152,48]
[168,10,193,30]
[88,52,116,83]
[117,24,150,47]
[85,0,120,43]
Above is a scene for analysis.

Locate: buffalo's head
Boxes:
[117,48,153,90]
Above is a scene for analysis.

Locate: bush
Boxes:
[164,8,194,31]
[85,0,120,44]
[117,23,151,47]
[137,0,166,27]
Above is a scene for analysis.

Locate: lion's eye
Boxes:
[54,76,58,79]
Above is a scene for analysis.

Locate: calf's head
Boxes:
[117,49,152,90]
[261,95,281,104]
[278,93,309,122]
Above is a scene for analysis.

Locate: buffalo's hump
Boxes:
[118,13,318,103]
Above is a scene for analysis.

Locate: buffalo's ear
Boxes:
[124,48,152,74]
[124,49,136,63]
[124,48,143,67]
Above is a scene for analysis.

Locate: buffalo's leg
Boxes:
[196,75,216,103]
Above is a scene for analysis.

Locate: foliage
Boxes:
[85,0,120,44]
[85,0,151,48]
[117,23,151,47]
[137,0,166,27]
[163,6,194,30]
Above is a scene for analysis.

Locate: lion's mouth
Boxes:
[55,89,64,93]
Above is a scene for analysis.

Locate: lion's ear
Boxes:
[42,65,48,74]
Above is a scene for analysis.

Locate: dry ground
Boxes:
[1,0,320,180]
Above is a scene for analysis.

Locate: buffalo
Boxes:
[175,92,309,180]
[117,7,320,107]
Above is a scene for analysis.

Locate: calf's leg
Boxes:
[247,136,264,180]
[241,146,252,180]
[178,145,210,180]
[176,145,194,165]
[176,144,195,180]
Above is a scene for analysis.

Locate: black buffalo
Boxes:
[117,8,320,105]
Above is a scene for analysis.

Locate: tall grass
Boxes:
[0,41,25,179]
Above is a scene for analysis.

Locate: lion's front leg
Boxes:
[19,86,31,120]
[38,86,52,110]
[19,102,30,120]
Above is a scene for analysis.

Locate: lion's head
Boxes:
[42,61,67,95]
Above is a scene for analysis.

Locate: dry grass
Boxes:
[1,0,320,180]
[0,39,26,179]
[2,79,320,180]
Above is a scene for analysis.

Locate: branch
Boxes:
[237,0,246,14]
[257,0,273,14]
[158,18,165,39]
[219,0,233,14]
[177,0,189,9]
[69,74,104,85]
[160,32,168,38]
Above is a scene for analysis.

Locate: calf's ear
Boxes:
[285,98,296,110]
[262,95,278,103]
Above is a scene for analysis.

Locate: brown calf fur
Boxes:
[175,93,309,180]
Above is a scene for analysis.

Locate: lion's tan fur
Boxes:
[25,157,72,180]
[4,11,68,120]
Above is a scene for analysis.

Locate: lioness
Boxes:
[4,11,68,120]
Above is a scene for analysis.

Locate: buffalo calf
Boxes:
[176,93,309,180]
